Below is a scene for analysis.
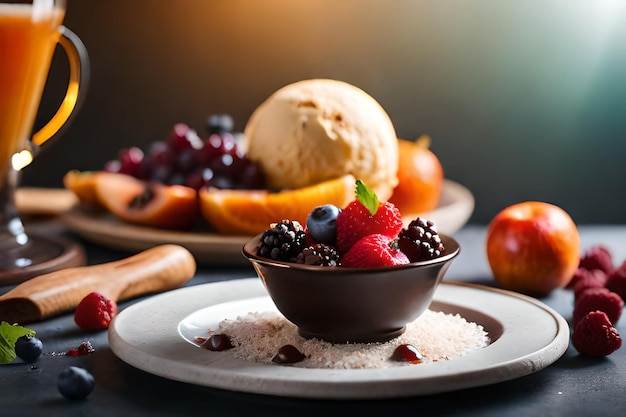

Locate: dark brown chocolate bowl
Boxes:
[242,233,460,344]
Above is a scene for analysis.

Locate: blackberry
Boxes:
[257,220,307,262]
[397,217,445,262]
[296,244,341,266]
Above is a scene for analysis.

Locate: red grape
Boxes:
[103,115,266,191]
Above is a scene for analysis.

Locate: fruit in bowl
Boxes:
[63,79,447,235]
[242,180,460,343]
[62,117,354,232]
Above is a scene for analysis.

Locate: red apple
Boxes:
[486,201,580,296]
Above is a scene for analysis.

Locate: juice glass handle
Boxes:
[31,26,90,147]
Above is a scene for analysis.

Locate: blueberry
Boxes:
[58,366,95,400]
[15,335,43,363]
[206,113,234,135]
[306,204,341,243]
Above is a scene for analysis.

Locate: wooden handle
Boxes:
[0,244,196,324]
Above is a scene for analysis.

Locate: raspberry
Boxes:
[397,217,445,262]
[74,292,117,330]
[257,220,307,262]
[579,244,614,274]
[573,287,623,325]
[341,234,409,268]
[606,260,626,302]
[570,267,607,297]
[295,244,341,266]
[66,341,96,357]
[336,180,403,253]
[571,311,622,357]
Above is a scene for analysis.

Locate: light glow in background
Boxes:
[28,0,626,223]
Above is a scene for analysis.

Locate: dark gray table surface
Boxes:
[1,223,625,417]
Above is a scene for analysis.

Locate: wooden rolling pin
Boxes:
[0,244,196,324]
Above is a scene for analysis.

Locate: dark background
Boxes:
[22,0,626,225]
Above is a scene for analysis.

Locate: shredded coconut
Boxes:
[206,310,489,369]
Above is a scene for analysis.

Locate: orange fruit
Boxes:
[199,175,356,235]
[63,170,102,206]
[388,136,444,215]
[486,201,580,296]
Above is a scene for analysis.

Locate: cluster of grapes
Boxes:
[104,114,266,190]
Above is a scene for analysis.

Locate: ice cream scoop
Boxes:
[243,79,399,200]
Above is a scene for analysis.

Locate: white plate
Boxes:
[61,179,474,265]
[108,278,569,399]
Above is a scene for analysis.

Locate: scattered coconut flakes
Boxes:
[211,310,489,369]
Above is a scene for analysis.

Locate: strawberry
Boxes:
[573,287,623,325]
[341,234,409,268]
[572,311,622,357]
[336,180,403,253]
[74,292,117,330]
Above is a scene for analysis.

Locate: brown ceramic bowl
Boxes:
[242,233,460,343]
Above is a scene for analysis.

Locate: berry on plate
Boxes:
[103,118,265,191]
[571,310,622,357]
[74,292,117,330]
[336,180,403,253]
[341,234,409,268]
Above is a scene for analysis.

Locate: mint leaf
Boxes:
[355,180,378,215]
[0,321,36,364]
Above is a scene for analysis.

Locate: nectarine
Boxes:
[389,136,443,216]
[199,175,355,235]
[486,201,580,296]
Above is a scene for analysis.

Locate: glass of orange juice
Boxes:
[0,0,88,281]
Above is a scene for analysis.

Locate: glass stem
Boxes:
[0,167,29,252]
